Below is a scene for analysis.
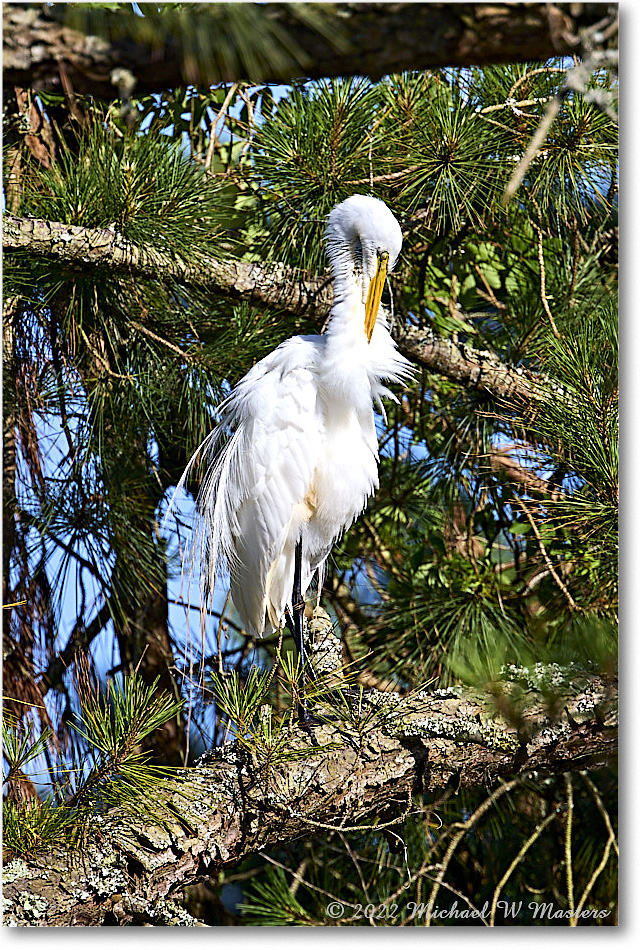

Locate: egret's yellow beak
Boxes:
[364,251,389,342]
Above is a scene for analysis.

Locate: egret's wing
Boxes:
[187,336,322,634]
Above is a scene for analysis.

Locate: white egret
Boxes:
[181,195,411,703]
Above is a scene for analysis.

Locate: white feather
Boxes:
[178,195,412,635]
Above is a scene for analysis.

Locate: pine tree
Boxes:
[3,3,617,927]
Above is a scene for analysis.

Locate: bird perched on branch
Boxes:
[179,195,411,707]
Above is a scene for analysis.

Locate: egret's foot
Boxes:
[294,704,325,740]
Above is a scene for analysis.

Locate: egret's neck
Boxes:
[321,245,388,416]
[326,245,369,345]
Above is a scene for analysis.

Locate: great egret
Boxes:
[181,195,411,702]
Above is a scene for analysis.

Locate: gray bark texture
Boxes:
[3,3,615,98]
[3,671,617,926]
[2,212,547,409]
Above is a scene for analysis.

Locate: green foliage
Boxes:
[17,121,229,258]
[211,667,278,739]
[354,288,618,686]
[521,301,618,606]
[238,867,317,925]
[385,73,511,231]
[250,78,382,271]
[68,674,184,806]
[4,114,310,655]
[3,796,80,858]
[307,681,413,739]
[3,675,183,857]
[208,656,420,777]
[210,662,334,767]
[3,711,53,781]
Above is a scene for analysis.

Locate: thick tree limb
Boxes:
[397,326,544,404]
[3,3,614,99]
[3,672,616,926]
[2,212,331,320]
[3,212,546,407]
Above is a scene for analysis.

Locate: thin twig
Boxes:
[574,832,615,919]
[338,832,371,905]
[262,853,346,907]
[286,786,413,834]
[346,165,420,186]
[514,496,578,611]
[472,262,506,310]
[502,94,563,205]
[77,325,132,380]
[129,320,195,360]
[205,82,240,171]
[507,66,568,101]
[480,96,551,115]
[580,772,619,858]
[427,876,491,926]
[490,809,559,925]
[238,87,256,160]
[564,773,576,925]
[424,779,521,925]
[216,590,232,677]
[289,858,308,898]
[535,225,561,338]
[57,60,86,126]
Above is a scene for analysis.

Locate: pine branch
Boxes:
[2,212,329,318]
[396,326,545,405]
[489,448,552,494]
[3,3,615,99]
[3,673,616,926]
[3,212,548,407]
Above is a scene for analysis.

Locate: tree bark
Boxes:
[3,3,615,99]
[2,212,331,318]
[3,671,616,926]
[3,212,548,408]
[397,325,544,404]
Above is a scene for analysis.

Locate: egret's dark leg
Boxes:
[292,538,306,722]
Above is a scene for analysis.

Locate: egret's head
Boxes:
[325,195,403,341]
